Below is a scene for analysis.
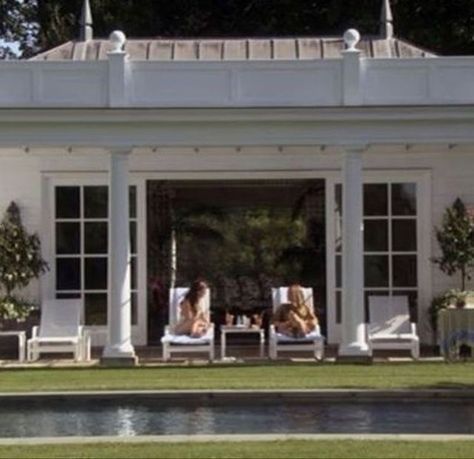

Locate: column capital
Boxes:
[107,146,133,156]
[342,144,368,155]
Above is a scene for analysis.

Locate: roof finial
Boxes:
[380,0,394,39]
[79,0,93,41]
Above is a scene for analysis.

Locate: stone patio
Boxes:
[0,343,445,368]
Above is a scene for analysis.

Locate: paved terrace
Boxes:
[0,344,447,368]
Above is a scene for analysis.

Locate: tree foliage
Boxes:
[0,0,37,58]
[2,0,474,58]
[433,198,474,291]
[0,202,48,320]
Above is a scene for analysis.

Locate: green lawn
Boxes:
[0,362,473,392]
[1,440,474,459]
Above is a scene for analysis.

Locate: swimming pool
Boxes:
[0,392,473,437]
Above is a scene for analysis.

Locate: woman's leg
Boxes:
[276,322,294,337]
[190,320,208,338]
[173,320,193,335]
[288,312,308,337]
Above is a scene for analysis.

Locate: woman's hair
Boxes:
[288,284,304,305]
[185,279,207,315]
[287,284,310,315]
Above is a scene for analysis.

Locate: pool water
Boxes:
[0,398,473,437]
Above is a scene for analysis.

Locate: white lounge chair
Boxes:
[27,299,91,362]
[161,287,215,361]
[368,295,420,359]
[269,287,324,360]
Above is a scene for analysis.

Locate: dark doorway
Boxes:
[146,179,326,344]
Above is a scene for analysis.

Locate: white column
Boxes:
[338,147,371,359]
[102,148,137,364]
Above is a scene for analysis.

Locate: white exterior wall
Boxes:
[1,145,473,344]
[0,154,42,302]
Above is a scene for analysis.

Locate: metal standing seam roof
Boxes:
[31,36,436,61]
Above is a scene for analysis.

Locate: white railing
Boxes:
[0,61,108,107]
[1,51,474,108]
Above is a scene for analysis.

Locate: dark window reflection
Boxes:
[336,291,341,324]
[392,219,417,252]
[84,186,108,219]
[84,222,108,254]
[56,222,80,254]
[132,292,137,325]
[335,184,342,214]
[364,255,389,287]
[55,187,80,219]
[56,258,81,290]
[393,255,417,287]
[131,256,137,290]
[392,183,416,216]
[129,186,137,219]
[56,292,81,299]
[364,184,388,216]
[364,219,388,252]
[84,257,108,290]
[130,221,137,254]
[336,255,342,288]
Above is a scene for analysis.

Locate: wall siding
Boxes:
[1,147,473,344]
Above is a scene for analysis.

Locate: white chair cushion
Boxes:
[161,327,213,345]
[275,329,323,343]
[370,333,418,342]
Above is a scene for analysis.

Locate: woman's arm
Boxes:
[179,300,194,320]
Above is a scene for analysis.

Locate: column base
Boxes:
[337,342,372,363]
[100,355,138,367]
[101,343,137,366]
[336,354,373,364]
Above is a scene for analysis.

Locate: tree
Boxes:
[433,198,474,291]
[0,202,48,320]
[0,0,38,59]
[3,1,474,59]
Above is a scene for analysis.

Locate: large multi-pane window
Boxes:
[54,185,138,325]
[334,182,418,322]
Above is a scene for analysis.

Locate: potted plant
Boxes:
[0,202,48,327]
[430,198,474,341]
[432,198,474,292]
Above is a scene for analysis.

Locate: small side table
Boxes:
[220,326,265,360]
[0,331,26,362]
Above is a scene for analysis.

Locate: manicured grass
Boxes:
[0,362,473,392]
[1,440,474,459]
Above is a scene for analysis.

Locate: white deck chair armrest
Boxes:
[164,325,171,335]
[411,322,418,336]
[269,324,276,336]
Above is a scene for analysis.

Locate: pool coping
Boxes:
[0,388,473,401]
[0,433,473,445]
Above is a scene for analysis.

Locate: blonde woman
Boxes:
[173,280,210,338]
[273,284,318,338]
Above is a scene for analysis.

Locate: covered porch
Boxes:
[1,24,474,363]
